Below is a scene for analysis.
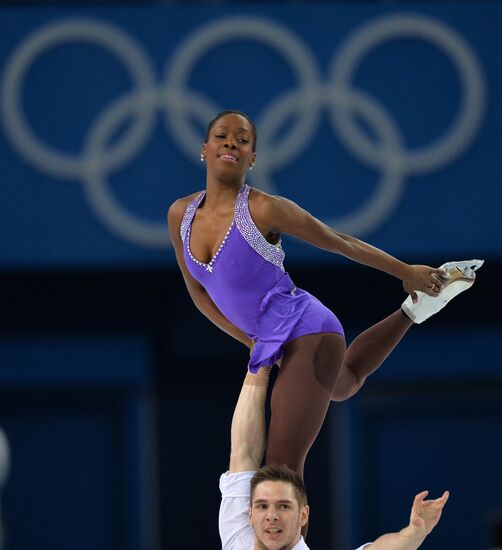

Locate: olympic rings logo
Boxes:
[1,14,486,248]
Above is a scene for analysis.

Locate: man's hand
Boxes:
[364,490,449,550]
[405,490,449,538]
[249,340,282,367]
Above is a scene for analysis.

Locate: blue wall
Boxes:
[0,334,157,550]
[1,2,500,266]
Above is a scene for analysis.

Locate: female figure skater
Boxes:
[168,110,481,477]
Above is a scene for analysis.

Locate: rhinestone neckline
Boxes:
[181,184,285,274]
[235,185,285,271]
[186,221,234,273]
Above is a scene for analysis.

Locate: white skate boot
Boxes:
[402,260,484,324]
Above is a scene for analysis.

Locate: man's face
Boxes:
[249,480,309,550]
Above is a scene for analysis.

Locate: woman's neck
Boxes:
[204,179,244,209]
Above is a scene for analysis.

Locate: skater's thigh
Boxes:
[282,332,346,393]
[266,332,346,473]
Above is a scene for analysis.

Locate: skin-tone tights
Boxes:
[266,309,413,476]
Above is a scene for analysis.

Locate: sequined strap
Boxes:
[235,185,285,270]
[180,191,206,243]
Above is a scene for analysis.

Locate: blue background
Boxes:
[0,2,500,267]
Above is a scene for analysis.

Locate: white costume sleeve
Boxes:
[219,471,256,550]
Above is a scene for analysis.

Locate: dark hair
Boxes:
[204,109,257,152]
[250,464,308,508]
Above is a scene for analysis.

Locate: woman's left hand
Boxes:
[403,264,449,302]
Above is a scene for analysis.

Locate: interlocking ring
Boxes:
[1,14,486,247]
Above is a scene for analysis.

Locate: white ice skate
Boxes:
[402,259,484,324]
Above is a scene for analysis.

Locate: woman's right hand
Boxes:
[403,264,449,302]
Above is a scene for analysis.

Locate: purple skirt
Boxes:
[248,286,344,373]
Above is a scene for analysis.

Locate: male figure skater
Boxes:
[219,367,449,549]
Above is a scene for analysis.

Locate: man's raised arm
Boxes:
[229,367,271,473]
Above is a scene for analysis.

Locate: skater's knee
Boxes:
[313,333,345,393]
[331,364,365,401]
[331,383,361,401]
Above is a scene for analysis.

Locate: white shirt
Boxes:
[219,471,372,550]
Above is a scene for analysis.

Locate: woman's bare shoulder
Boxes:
[248,187,288,234]
[248,187,287,217]
[248,186,282,207]
[167,190,203,221]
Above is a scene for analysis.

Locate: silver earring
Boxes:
[200,154,205,162]
[249,164,255,170]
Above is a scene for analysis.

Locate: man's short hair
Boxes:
[250,464,308,508]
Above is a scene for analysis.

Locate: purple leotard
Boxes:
[181,184,344,372]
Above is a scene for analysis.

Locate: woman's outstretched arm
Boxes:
[249,191,448,296]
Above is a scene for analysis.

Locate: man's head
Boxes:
[249,465,309,550]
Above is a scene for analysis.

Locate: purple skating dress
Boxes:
[181,184,344,373]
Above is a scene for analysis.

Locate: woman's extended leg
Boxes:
[265,332,346,477]
[331,309,413,401]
